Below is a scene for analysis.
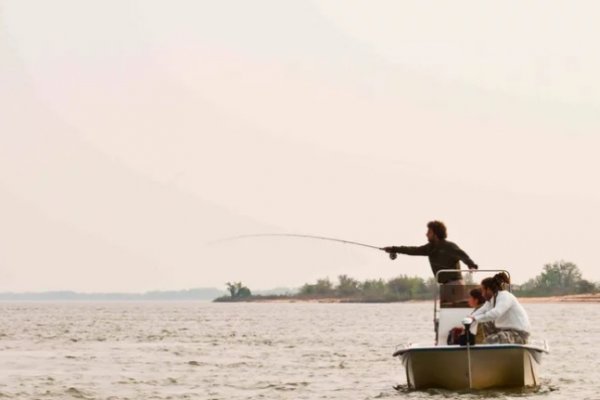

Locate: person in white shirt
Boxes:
[469,272,531,344]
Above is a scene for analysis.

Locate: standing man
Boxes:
[382,221,478,302]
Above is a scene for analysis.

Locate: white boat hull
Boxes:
[394,344,545,390]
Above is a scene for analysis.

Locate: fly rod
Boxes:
[209,233,397,259]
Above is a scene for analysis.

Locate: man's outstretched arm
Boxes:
[382,244,431,256]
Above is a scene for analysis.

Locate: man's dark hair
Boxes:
[469,288,486,306]
[481,272,510,294]
[427,220,447,240]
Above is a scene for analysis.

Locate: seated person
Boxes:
[469,272,531,344]
[447,288,489,345]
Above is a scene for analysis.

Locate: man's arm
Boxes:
[450,242,478,270]
[383,244,431,256]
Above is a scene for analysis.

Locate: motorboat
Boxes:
[393,269,549,390]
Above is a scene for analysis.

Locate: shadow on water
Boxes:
[391,379,559,398]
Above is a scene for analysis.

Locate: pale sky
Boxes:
[1,1,599,292]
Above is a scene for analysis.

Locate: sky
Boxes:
[1,1,599,292]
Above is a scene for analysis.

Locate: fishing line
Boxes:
[208,233,397,259]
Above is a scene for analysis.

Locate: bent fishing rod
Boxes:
[209,233,398,260]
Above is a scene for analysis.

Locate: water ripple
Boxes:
[0,302,597,399]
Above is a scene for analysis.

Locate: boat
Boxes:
[393,269,549,390]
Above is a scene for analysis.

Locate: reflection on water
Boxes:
[0,301,597,399]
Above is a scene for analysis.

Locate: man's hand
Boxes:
[381,247,398,260]
[469,264,479,270]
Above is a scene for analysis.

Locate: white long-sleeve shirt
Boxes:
[472,291,531,333]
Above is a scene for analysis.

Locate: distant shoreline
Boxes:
[0,288,225,302]
[3,291,598,304]
[215,293,600,304]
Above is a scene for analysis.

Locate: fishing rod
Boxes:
[209,233,397,260]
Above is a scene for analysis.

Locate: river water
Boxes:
[0,301,597,399]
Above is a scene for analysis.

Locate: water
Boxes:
[0,301,597,399]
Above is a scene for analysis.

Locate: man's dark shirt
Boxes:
[388,240,478,283]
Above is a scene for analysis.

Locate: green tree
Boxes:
[299,283,316,296]
[538,261,582,295]
[226,281,239,297]
[424,277,438,296]
[299,278,334,296]
[386,275,418,300]
[515,261,596,296]
[387,275,411,296]
[314,278,334,295]
[360,279,387,300]
[576,279,597,294]
[225,282,252,298]
[336,274,360,296]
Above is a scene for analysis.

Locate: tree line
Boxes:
[215,260,598,302]
[513,261,597,297]
[297,274,438,302]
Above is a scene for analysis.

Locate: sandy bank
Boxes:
[519,293,600,303]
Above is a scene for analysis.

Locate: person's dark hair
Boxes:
[469,288,486,306]
[427,220,447,240]
[481,272,510,298]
